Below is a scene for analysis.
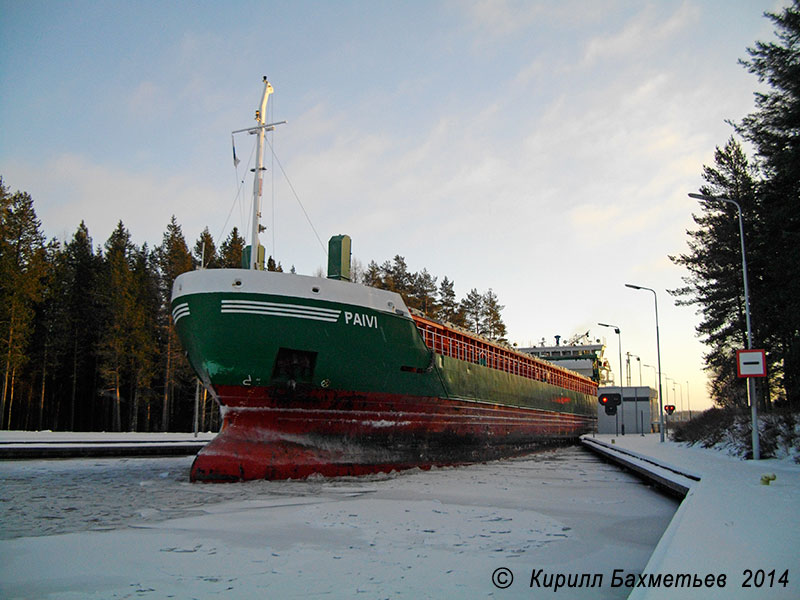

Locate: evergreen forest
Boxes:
[0,185,506,432]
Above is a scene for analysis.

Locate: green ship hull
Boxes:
[171,268,597,481]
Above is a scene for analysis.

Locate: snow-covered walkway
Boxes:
[583,433,799,599]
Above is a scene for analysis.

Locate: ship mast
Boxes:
[231,77,285,269]
[249,77,273,270]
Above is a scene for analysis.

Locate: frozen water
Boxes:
[0,445,678,598]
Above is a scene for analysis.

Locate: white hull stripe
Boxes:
[172,303,190,323]
[221,299,341,323]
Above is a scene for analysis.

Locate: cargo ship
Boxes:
[171,78,597,482]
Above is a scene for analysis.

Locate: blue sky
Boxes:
[1,0,787,411]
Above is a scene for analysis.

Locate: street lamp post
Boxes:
[688,193,759,459]
[644,363,659,434]
[665,376,673,413]
[633,355,643,387]
[625,285,665,442]
[686,380,691,420]
[643,363,657,388]
[625,353,631,386]
[598,322,624,435]
[629,354,644,435]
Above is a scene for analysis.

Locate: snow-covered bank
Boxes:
[0,431,216,459]
[671,408,800,463]
[0,431,217,443]
[0,447,676,599]
[586,434,799,600]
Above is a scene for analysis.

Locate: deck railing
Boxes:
[412,316,597,396]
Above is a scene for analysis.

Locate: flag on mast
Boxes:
[232,136,240,167]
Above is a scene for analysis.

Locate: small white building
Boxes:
[596,386,659,435]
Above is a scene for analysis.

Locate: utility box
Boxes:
[597,386,658,435]
[327,234,351,281]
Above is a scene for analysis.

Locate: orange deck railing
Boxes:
[412,314,597,397]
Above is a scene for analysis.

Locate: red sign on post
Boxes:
[736,349,767,378]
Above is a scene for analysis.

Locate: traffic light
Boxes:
[599,393,621,415]
[599,393,621,406]
[664,405,676,415]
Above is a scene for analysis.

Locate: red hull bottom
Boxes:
[191,386,595,482]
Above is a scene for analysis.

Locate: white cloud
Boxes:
[4,154,227,249]
[582,2,700,67]
[462,0,545,36]
[461,0,612,39]
[127,80,162,117]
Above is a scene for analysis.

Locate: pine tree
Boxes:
[383,256,411,295]
[410,268,438,317]
[157,216,194,431]
[738,2,800,193]
[0,186,46,429]
[362,260,383,287]
[128,245,160,431]
[30,238,72,429]
[438,277,465,326]
[672,3,800,409]
[670,138,760,408]
[461,289,484,335]
[62,222,101,430]
[482,289,507,341]
[219,227,245,268]
[737,1,800,408]
[97,222,137,431]
[193,227,218,269]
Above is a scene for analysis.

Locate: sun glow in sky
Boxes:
[0,0,788,411]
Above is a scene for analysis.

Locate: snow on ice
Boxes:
[2,432,798,599]
[1,444,677,599]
